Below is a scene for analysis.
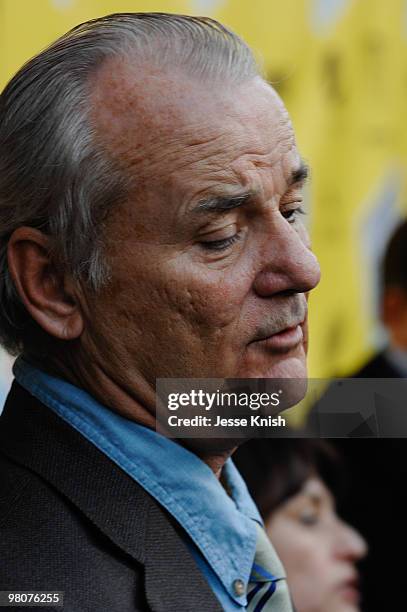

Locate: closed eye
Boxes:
[199,232,242,251]
[282,206,306,224]
[298,510,320,526]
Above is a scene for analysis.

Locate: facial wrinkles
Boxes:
[91,63,233,177]
[220,148,305,323]
[88,63,314,382]
[173,137,299,262]
[126,125,295,230]
[91,59,295,190]
[106,161,303,357]
[103,117,296,257]
[150,143,303,349]
[175,116,296,200]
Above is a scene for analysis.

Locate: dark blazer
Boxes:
[352,350,402,378]
[0,381,223,612]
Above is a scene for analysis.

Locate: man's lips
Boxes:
[250,321,305,352]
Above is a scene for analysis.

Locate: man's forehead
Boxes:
[91,59,188,132]
[89,58,292,168]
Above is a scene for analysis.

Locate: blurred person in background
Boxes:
[234,439,368,612]
[305,218,407,611]
[351,218,407,378]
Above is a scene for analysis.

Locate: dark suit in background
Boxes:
[307,347,407,612]
[352,350,403,378]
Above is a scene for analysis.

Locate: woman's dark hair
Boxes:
[233,438,343,519]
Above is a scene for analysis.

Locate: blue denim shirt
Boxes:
[13,357,262,610]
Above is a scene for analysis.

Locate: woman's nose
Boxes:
[335,520,369,561]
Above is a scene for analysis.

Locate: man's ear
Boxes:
[7,227,84,340]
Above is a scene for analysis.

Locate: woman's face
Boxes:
[266,477,367,612]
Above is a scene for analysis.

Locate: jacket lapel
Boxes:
[144,502,223,611]
[0,382,223,611]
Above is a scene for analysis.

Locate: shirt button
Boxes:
[232,578,245,596]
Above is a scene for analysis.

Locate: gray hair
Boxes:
[0,12,260,355]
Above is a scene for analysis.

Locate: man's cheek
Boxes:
[176,285,241,329]
[157,257,254,329]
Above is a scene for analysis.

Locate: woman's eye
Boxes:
[282,206,306,224]
[200,232,241,251]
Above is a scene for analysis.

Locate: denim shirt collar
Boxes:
[13,357,261,606]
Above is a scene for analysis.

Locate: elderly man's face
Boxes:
[83,65,320,389]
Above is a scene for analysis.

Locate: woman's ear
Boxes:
[7,227,84,340]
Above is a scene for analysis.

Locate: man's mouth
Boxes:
[250,319,306,353]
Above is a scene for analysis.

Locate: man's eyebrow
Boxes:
[289,163,309,186]
[193,191,255,214]
[192,164,308,214]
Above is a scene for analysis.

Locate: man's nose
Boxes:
[253,219,321,297]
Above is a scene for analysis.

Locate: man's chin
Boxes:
[235,349,308,410]
[262,355,307,380]
[237,345,308,379]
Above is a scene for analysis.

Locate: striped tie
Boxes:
[246,523,294,611]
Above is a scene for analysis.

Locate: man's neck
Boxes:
[23,349,236,478]
[187,447,236,479]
